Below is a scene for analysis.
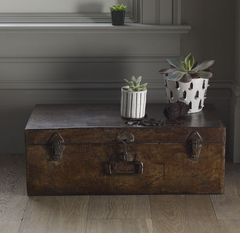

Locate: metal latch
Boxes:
[117,131,134,143]
[49,132,65,162]
[187,131,202,161]
[134,154,144,174]
[117,131,134,162]
[109,154,143,175]
[108,131,143,175]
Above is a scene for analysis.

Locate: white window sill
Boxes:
[0,23,191,33]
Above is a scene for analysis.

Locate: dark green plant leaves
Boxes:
[168,71,186,81]
[192,60,215,72]
[166,59,186,71]
[196,71,213,79]
[110,4,127,11]
[159,68,177,74]
[160,54,215,83]
[124,76,148,91]
[184,53,195,71]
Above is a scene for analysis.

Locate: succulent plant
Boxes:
[123,76,148,91]
[110,4,127,11]
[159,54,215,83]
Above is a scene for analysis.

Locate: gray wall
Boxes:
[230,0,240,162]
[0,0,130,13]
[181,0,235,82]
[0,0,238,160]
[181,0,236,158]
[236,0,240,86]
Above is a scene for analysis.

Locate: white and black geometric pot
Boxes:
[121,86,147,119]
[164,76,209,113]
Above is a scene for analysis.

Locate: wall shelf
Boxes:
[0,23,191,33]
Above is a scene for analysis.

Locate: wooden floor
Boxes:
[0,155,240,233]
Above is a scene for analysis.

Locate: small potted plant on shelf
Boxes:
[159,54,215,113]
[109,4,127,26]
[121,76,148,119]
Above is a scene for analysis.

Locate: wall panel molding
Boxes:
[0,83,232,104]
[0,23,191,32]
[159,0,173,24]
[0,31,186,57]
[0,0,181,25]
[0,79,233,91]
[142,0,156,24]
[0,13,138,23]
[229,81,240,162]
[230,91,240,163]
[0,55,175,63]
[173,0,181,25]
[0,80,162,90]
[0,0,138,23]
[0,0,181,24]
[142,0,181,25]
[232,80,240,96]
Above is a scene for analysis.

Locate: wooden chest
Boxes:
[25,104,225,196]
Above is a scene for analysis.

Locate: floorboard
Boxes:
[0,154,28,233]
[19,196,89,233]
[88,195,151,219]
[86,219,153,233]
[218,219,240,233]
[151,195,220,233]
[211,163,240,219]
[0,221,22,233]
[0,154,28,221]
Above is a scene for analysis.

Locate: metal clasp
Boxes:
[117,131,134,162]
[108,154,143,175]
[117,131,134,142]
[119,140,131,162]
[134,154,144,174]
[108,131,143,175]
[49,132,65,162]
[187,131,202,161]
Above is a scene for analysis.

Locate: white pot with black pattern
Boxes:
[164,76,209,113]
[121,86,147,119]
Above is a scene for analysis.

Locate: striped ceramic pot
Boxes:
[121,86,147,119]
[164,76,209,113]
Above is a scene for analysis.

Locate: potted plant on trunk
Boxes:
[121,76,148,119]
[159,54,215,113]
[109,4,127,26]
